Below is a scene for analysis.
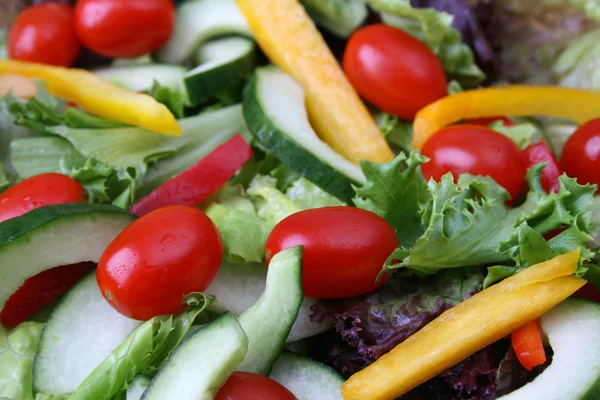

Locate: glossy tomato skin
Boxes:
[0,173,86,224]
[97,206,222,320]
[421,125,527,200]
[561,118,600,191]
[74,0,175,58]
[8,3,80,66]
[215,372,297,400]
[343,24,447,120]
[265,207,397,299]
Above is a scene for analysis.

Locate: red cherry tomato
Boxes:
[0,173,86,224]
[421,125,527,201]
[343,23,447,120]
[561,118,600,192]
[523,141,563,194]
[8,3,80,66]
[74,0,175,58]
[97,206,222,320]
[1,262,95,327]
[466,116,515,127]
[215,372,297,400]
[265,207,397,299]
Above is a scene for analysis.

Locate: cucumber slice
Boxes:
[243,67,365,203]
[498,298,600,400]
[156,0,252,64]
[206,261,332,342]
[183,37,256,106]
[141,313,248,400]
[127,375,151,400]
[0,203,135,317]
[94,65,186,92]
[270,351,344,400]
[301,0,367,38]
[33,272,142,396]
[237,247,303,375]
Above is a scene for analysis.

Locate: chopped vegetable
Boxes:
[236,0,394,164]
[130,135,252,216]
[412,86,600,149]
[0,60,181,136]
[511,319,547,371]
[342,250,585,400]
[523,141,563,193]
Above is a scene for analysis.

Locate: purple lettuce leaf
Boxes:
[310,268,484,375]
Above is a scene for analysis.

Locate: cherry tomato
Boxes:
[511,319,546,371]
[421,125,527,201]
[561,118,600,191]
[97,206,222,320]
[8,3,80,66]
[216,372,297,400]
[523,141,563,194]
[265,207,397,299]
[343,23,447,120]
[0,173,86,224]
[1,262,95,327]
[466,116,515,127]
[74,0,175,58]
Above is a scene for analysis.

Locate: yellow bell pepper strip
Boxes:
[235,0,394,164]
[0,60,181,136]
[342,249,585,400]
[412,86,600,149]
[0,74,37,99]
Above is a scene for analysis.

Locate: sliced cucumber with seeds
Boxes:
[237,246,303,375]
[94,65,186,92]
[141,313,248,400]
[243,67,365,203]
[0,203,135,318]
[206,261,332,342]
[184,36,256,106]
[156,0,252,64]
[33,272,142,396]
[127,375,151,400]
[270,351,344,400]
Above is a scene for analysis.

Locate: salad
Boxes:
[1,0,600,399]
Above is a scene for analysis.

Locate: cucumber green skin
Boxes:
[184,43,256,106]
[142,313,248,400]
[0,203,135,320]
[243,74,357,204]
[237,246,303,376]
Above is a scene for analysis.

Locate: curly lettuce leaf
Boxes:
[247,175,301,224]
[285,178,345,209]
[489,121,540,150]
[145,82,185,119]
[374,112,413,153]
[0,322,44,400]
[354,152,430,247]
[310,268,483,376]
[386,164,597,275]
[68,294,211,400]
[366,0,486,87]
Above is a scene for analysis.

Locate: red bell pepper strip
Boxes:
[1,262,95,327]
[130,134,253,217]
[511,318,547,371]
[523,141,563,194]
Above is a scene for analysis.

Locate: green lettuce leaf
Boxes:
[374,112,413,153]
[145,82,185,119]
[554,28,600,89]
[385,164,597,275]
[354,152,430,247]
[247,175,301,224]
[7,89,247,207]
[0,322,44,400]
[301,0,368,38]
[68,294,211,400]
[366,0,486,87]
[205,203,273,264]
[489,121,539,150]
[285,178,345,209]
